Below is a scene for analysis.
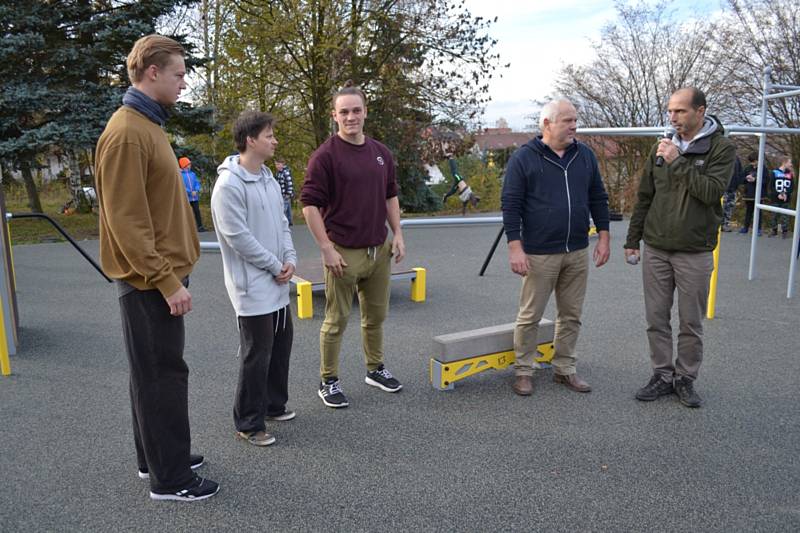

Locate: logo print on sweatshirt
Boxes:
[376,156,385,166]
[695,160,705,166]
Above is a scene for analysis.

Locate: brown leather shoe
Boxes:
[512,375,533,396]
[553,373,591,392]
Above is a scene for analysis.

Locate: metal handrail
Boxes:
[6,212,112,283]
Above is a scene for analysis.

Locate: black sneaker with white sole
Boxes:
[318,378,349,408]
[674,376,702,408]
[635,374,674,401]
[138,454,204,480]
[149,475,219,502]
[365,365,402,392]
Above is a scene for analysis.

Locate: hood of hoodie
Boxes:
[217,154,272,182]
[527,136,579,158]
[671,115,725,155]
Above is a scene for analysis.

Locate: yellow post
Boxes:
[410,267,426,302]
[706,222,723,320]
[6,221,16,287]
[296,281,313,319]
[0,297,11,376]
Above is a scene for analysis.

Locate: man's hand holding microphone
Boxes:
[655,128,679,167]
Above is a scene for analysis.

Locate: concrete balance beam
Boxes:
[430,319,555,390]
[432,319,554,363]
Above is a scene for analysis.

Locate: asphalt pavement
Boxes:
[1,218,798,531]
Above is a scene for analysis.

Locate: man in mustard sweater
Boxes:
[95,35,219,501]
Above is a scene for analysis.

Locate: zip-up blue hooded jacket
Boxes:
[502,137,610,255]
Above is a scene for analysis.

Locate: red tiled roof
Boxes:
[474,132,536,151]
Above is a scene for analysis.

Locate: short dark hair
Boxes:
[332,80,367,109]
[677,87,706,110]
[233,111,275,153]
[748,151,759,163]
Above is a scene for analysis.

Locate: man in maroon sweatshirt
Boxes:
[301,82,406,408]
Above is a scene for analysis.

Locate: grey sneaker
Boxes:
[265,410,296,421]
[236,430,276,446]
[674,377,702,408]
[636,375,674,401]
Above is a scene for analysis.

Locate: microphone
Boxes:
[655,128,674,167]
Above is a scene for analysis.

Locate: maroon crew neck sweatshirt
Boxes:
[301,134,398,248]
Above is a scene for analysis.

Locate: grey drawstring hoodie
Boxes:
[211,155,297,316]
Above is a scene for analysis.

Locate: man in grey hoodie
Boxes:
[211,111,297,446]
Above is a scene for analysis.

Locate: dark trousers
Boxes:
[190,200,204,230]
[770,202,790,232]
[743,199,763,230]
[234,306,293,432]
[119,288,193,492]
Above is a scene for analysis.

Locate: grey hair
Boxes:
[538,98,574,130]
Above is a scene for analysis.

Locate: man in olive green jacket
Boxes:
[624,87,736,408]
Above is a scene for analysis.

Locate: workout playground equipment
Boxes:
[430,319,555,391]
[0,192,112,376]
[199,216,522,319]
[0,190,17,376]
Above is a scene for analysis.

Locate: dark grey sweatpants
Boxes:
[234,306,293,433]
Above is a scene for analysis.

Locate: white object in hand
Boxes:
[626,254,640,265]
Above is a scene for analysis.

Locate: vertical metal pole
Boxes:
[787,199,800,298]
[748,67,772,280]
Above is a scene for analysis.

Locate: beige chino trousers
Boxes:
[514,248,589,376]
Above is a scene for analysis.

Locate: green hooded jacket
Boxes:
[624,116,736,252]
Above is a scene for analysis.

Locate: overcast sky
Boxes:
[464,0,719,131]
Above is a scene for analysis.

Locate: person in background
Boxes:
[721,156,743,232]
[179,157,206,232]
[739,152,768,236]
[768,157,794,239]
[274,159,295,226]
[442,155,480,215]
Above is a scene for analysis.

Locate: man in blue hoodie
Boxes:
[502,99,610,396]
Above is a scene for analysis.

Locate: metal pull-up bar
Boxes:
[747,67,800,298]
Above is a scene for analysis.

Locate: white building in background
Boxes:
[0,153,68,184]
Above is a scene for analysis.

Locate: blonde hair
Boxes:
[332,80,367,109]
[126,34,185,83]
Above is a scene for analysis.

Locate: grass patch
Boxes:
[3,181,100,245]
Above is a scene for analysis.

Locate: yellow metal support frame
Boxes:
[410,267,426,302]
[0,300,10,376]
[294,267,426,319]
[430,341,555,390]
[296,280,313,320]
[706,223,723,319]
